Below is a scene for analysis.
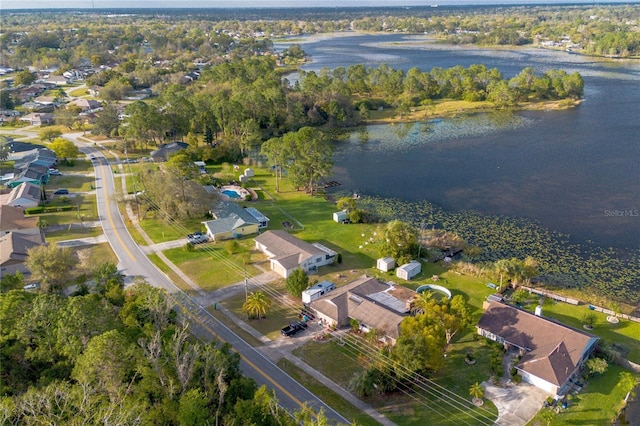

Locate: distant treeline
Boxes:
[109,57,583,154]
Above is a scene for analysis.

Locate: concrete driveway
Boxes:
[483,381,550,425]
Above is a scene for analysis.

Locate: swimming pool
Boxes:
[222,189,241,199]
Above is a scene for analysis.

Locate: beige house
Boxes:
[477,299,599,396]
[254,230,337,278]
[309,275,417,345]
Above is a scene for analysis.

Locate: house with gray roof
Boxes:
[477,299,599,397]
[254,230,337,278]
[150,141,189,162]
[0,231,45,278]
[310,275,418,344]
[202,202,267,242]
[6,182,41,208]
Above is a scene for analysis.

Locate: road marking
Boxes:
[101,163,137,262]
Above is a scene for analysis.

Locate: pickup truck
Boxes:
[281,321,308,337]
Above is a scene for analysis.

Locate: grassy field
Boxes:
[526,364,636,426]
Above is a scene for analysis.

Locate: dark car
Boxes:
[281,321,308,337]
[53,188,69,195]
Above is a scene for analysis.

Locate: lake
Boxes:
[277,34,640,249]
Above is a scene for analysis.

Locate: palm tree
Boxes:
[242,291,271,320]
[469,382,484,400]
[411,290,434,315]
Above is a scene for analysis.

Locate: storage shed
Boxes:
[333,210,348,223]
[244,168,255,177]
[377,257,396,272]
[396,260,422,280]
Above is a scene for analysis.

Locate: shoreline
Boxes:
[363,98,583,126]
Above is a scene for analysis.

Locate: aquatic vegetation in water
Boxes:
[358,196,640,305]
[339,113,536,155]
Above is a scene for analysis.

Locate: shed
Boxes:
[377,257,396,272]
[396,260,422,280]
[194,161,206,174]
[332,210,348,223]
[239,174,248,183]
[244,168,255,177]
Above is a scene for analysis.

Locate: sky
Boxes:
[1,0,634,10]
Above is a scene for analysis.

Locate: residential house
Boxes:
[5,182,41,208]
[254,230,337,278]
[12,148,57,170]
[202,202,267,242]
[0,231,45,278]
[19,113,55,126]
[396,260,422,280]
[477,299,599,396]
[150,141,189,162]
[6,165,49,188]
[44,75,69,86]
[310,275,417,344]
[0,205,40,237]
[69,98,102,112]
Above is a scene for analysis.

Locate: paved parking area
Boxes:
[483,381,550,425]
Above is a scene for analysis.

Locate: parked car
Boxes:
[23,283,39,291]
[49,169,62,176]
[281,321,308,337]
[187,232,208,244]
[53,188,69,195]
[122,158,138,164]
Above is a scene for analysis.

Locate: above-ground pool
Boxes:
[416,284,452,300]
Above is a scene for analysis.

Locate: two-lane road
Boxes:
[66,135,350,424]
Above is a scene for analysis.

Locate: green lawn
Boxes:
[277,358,381,426]
[32,194,98,226]
[161,242,262,291]
[45,227,101,243]
[292,335,498,426]
[527,364,637,425]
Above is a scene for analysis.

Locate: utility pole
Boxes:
[244,269,248,302]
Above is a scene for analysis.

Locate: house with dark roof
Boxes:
[7,164,49,188]
[202,202,267,242]
[310,275,417,344]
[0,205,41,236]
[254,230,337,278]
[6,182,42,208]
[150,141,189,162]
[477,299,599,396]
[0,231,45,277]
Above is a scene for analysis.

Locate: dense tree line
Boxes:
[0,275,333,425]
[2,5,637,69]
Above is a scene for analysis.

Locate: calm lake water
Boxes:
[277,34,640,249]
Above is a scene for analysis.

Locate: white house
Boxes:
[396,260,422,280]
[377,257,396,272]
[254,230,337,278]
[477,300,599,397]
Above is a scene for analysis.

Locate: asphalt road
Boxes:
[66,135,350,424]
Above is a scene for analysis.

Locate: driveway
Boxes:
[483,381,550,425]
